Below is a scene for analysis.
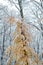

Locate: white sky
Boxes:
[0,0,40,5]
[0,0,40,10]
[0,0,18,11]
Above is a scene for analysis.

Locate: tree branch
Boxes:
[33,0,43,13]
[27,22,40,31]
[8,0,20,11]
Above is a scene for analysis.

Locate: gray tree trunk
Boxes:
[1,23,5,65]
[18,0,24,19]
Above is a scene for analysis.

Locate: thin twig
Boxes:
[8,0,20,11]
[33,0,43,13]
[27,22,40,31]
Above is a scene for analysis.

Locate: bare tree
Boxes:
[0,5,12,65]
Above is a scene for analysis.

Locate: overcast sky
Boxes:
[0,0,40,11]
[0,0,40,5]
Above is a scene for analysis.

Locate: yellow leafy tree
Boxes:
[7,16,15,24]
[5,19,39,65]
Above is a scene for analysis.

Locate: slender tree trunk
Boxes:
[40,0,43,8]
[40,23,43,36]
[18,0,24,19]
[1,23,5,65]
[10,23,11,45]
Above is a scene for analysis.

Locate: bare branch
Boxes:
[27,22,40,31]
[33,0,43,13]
[0,5,9,16]
[8,0,20,11]
[28,5,39,19]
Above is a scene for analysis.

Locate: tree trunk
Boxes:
[18,0,24,19]
[40,0,43,8]
[1,23,5,65]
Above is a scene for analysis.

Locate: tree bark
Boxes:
[1,23,5,65]
[18,0,24,19]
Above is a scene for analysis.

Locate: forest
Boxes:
[0,0,43,65]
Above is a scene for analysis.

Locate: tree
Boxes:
[40,0,43,8]
[5,19,39,65]
[8,0,24,19]
[18,0,24,19]
[0,5,9,65]
[0,5,14,65]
